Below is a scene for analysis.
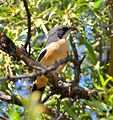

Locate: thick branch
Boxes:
[0,33,58,87]
[50,86,89,100]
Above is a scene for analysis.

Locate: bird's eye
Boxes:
[57,28,68,39]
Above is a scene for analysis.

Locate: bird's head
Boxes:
[47,25,77,45]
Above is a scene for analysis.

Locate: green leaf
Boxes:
[94,0,101,8]
[95,62,105,88]
[91,98,108,112]
[84,40,98,64]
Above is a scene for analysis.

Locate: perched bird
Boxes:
[31,25,76,103]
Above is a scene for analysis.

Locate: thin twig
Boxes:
[35,56,78,76]
[0,91,11,101]
[22,0,31,55]
[55,110,67,120]
[56,99,75,120]
[0,91,22,106]
[69,35,80,86]
[0,72,37,82]
[54,99,60,120]
[0,56,79,82]
[0,115,9,120]
[79,55,86,65]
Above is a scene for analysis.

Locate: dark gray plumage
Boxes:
[46,25,76,45]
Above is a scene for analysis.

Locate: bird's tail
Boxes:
[28,76,48,118]
[31,75,48,103]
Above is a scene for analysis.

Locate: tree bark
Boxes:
[108,0,113,78]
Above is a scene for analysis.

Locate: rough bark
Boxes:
[108,0,113,79]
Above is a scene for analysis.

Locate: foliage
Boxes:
[0,0,112,120]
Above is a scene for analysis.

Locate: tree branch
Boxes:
[107,0,113,86]
[0,33,98,119]
[0,33,59,87]
[0,33,96,100]
[69,35,80,86]
[0,72,37,82]
[0,115,9,120]
[0,91,22,106]
[22,0,31,55]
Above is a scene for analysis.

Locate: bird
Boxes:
[31,25,76,104]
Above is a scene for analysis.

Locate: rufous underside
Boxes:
[36,39,70,89]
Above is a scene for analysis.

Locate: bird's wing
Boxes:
[38,47,47,62]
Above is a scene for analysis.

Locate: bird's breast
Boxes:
[40,39,70,70]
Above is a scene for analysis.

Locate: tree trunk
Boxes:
[108,0,113,78]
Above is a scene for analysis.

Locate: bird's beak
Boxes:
[68,26,78,32]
